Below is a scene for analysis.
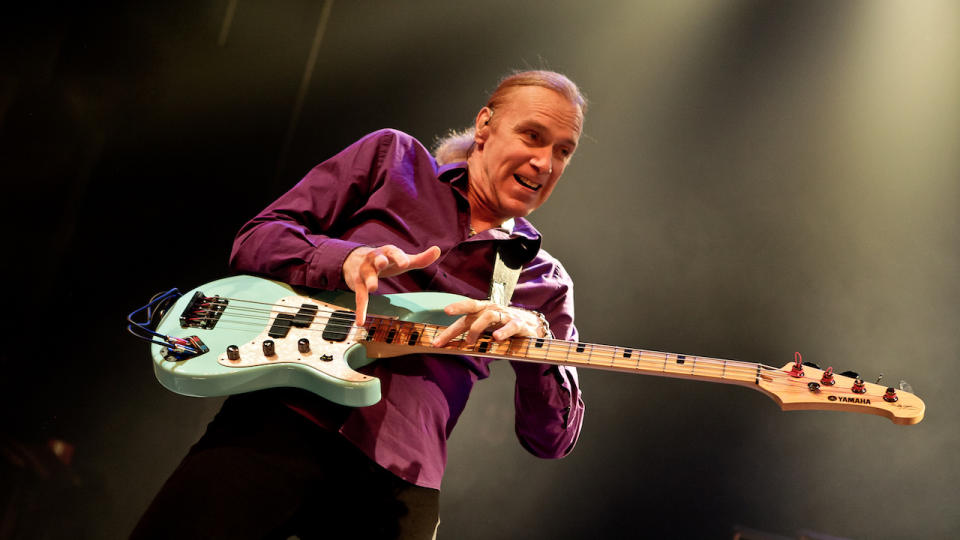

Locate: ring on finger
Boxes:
[497,311,503,325]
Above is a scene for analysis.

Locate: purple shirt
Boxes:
[229,129,584,489]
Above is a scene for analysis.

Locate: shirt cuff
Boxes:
[306,237,366,290]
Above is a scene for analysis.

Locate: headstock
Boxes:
[756,356,925,425]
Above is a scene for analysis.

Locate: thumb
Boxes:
[407,246,441,269]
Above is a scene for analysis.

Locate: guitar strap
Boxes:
[490,247,521,306]
[488,218,541,307]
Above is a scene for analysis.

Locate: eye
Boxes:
[525,130,541,142]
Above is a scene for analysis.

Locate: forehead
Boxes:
[496,86,583,139]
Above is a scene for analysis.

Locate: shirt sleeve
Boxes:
[509,263,584,459]
[229,131,393,289]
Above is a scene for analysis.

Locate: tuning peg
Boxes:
[789,352,805,378]
[899,380,914,393]
[839,370,859,379]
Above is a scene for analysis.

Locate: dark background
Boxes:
[2,1,958,538]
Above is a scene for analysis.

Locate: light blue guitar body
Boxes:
[151,275,462,407]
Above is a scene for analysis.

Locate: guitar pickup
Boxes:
[268,304,320,338]
[268,313,295,338]
[321,310,355,342]
[292,304,319,327]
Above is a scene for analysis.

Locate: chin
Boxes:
[504,204,538,219]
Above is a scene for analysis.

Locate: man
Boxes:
[132,70,586,539]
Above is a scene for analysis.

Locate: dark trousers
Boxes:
[130,393,440,540]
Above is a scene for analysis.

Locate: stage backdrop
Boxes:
[2,1,957,538]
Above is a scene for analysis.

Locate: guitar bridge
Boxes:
[179,291,228,329]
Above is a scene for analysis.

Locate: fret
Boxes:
[610,346,633,369]
[662,353,695,377]
[525,336,551,361]
[566,340,589,367]
[503,336,522,357]
[560,339,573,366]
[519,335,532,360]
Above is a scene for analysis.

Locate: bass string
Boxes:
[189,300,787,378]
[186,314,783,383]
[190,316,881,395]
[190,299,861,387]
[193,299,774,374]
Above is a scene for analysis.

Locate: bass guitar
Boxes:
[128,275,924,425]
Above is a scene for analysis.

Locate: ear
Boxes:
[474,106,493,145]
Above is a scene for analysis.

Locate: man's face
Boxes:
[470,86,582,222]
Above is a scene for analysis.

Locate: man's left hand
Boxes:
[432,299,545,347]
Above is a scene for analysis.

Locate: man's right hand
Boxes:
[342,245,442,327]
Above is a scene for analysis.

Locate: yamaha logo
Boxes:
[828,395,871,404]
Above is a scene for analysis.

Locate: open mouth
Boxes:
[513,174,542,192]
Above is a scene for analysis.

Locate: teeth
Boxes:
[514,175,542,191]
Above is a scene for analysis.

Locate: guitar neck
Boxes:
[361,317,767,387]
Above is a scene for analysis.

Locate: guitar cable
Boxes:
[126,288,201,354]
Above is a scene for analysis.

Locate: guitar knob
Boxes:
[262,340,276,357]
[883,387,898,403]
[298,338,310,353]
[852,378,866,394]
[226,345,240,361]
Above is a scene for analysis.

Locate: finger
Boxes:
[432,316,470,347]
[353,280,369,327]
[383,245,411,267]
[406,246,441,269]
[372,252,392,273]
[356,256,381,293]
[443,298,488,316]
[377,245,438,277]
[492,319,521,342]
[465,310,501,345]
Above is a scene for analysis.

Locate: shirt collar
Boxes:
[437,161,469,189]
[435,161,543,262]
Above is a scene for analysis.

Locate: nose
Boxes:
[530,147,553,176]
